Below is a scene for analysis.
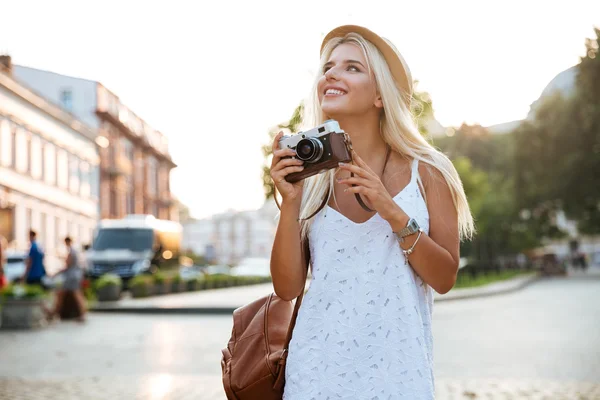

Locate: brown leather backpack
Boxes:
[221,240,309,400]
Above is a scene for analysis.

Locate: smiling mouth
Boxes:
[324,89,347,96]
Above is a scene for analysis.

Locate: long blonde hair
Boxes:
[297,32,475,241]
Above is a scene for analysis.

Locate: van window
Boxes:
[93,228,153,252]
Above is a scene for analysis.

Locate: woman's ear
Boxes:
[374,94,383,109]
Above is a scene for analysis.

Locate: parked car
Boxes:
[230,258,271,277]
[3,250,27,283]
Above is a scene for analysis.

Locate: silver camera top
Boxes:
[278,119,343,149]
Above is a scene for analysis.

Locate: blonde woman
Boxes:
[270,25,474,399]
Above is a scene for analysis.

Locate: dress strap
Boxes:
[410,158,419,184]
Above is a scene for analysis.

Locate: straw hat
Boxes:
[321,25,413,102]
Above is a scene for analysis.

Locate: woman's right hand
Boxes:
[270,131,305,203]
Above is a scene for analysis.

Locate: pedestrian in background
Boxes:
[0,234,6,288]
[49,236,86,322]
[22,230,47,288]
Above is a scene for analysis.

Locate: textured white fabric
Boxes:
[284,159,435,400]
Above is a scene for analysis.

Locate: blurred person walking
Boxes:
[49,237,86,322]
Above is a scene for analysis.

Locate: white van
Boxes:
[86,215,182,284]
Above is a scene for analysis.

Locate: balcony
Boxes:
[105,155,132,177]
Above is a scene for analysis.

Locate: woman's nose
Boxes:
[325,67,339,81]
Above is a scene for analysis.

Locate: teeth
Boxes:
[326,89,346,95]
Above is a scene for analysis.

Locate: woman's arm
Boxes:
[269,131,309,301]
[270,200,308,301]
[387,165,460,294]
[338,154,460,294]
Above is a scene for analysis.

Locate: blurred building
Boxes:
[182,200,278,265]
[0,56,99,272]
[11,64,177,221]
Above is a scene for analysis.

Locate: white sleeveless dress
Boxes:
[284,159,435,400]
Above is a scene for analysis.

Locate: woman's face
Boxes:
[318,43,382,118]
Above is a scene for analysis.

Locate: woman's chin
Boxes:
[321,105,348,120]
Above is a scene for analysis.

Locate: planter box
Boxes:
[186,280,200,291]
[131,284,153,298]
[171,282,185,293]
[154,283,170,295]
[97,285,121,302]
[1,298,48,329]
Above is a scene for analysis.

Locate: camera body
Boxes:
[278,120,353,183]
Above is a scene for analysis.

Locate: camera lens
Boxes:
[296,138,324,163]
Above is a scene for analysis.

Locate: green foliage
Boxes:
[514,28,600,235]
[94,274,122,290]
[262,103,305,200]
[0,284,46,300]
[130,275,153,288]
[153,271,168,284]
[410,82,435,136]
[454,270,533,289]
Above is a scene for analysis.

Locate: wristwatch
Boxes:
[393,218,420,243]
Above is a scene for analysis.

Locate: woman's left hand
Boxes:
[337,150,406,222]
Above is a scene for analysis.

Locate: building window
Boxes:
[39,212,46,251]
[57,150,69,189]
[55,216,60,249]
[60,89,73,112]
[69,154,80,193]
[0,119,12,167]
[15,128,29,173]
[146,157,157,195]
[120,137,133,162]
[110,189,117,217]
[80,161,90,197]
[30,135,42,179]
[44,143,56,185]
[125,176,134,215]
[90,165,99,199]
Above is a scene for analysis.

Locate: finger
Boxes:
[273,148,297,159]
[343,185,373,196]
[273,165,305,183]
[271,148,297,168]
[337,176,375,189]
[338,162,371,178]
[272,131,284,153]
[352,150,376,175]
[272,157,304,172]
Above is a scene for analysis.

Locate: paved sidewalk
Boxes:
[1,376,598,400]
[91,273,541,314]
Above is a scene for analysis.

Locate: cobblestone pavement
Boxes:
[1,269,599,399]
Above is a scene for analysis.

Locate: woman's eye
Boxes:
[348,65,360,72]
[323,66,331,73]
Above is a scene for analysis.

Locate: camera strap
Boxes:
[352,144,392,213]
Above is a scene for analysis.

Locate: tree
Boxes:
[261,103,304,200]
[514,28,600,235]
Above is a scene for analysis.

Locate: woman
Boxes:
[270,25,474,399]
[51,237,86,322]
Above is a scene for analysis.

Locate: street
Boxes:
[1,271,599,399]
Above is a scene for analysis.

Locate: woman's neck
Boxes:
[336,115,387,166]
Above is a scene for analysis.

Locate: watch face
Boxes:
[408,218,420,232]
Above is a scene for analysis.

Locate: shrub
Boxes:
[130,275,154,298]
[0,284,47,300]
[153,271,169,284]
[95,274,122,290]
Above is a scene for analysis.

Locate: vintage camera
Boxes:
[278,120,353,183]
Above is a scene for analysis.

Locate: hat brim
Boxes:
[320,25,413,101]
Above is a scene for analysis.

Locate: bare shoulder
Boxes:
[417,161,452,202]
